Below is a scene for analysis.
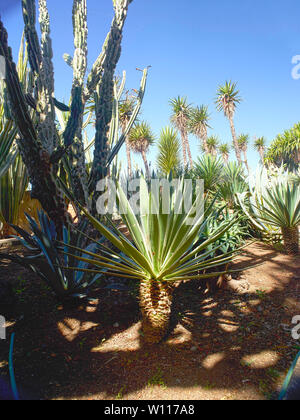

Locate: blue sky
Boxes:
[1,0,300,171]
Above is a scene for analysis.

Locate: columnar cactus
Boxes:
[0,0,145,229]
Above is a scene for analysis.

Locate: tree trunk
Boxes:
[141,150,151,180]
[228,117,242,164]
[139,279,174,344]
[259,148,265,165]
[180,130,187,168]
[281,226,299,255]
[125,137,132,178]
[202,131,209,155]
[223,153,229,164]
[184,132,194,168]
[243,150,250,173]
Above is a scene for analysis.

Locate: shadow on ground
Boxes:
[0,242,300,400]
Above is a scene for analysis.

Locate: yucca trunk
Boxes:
[180,130,188,168]
[125,137,132,178]
[281,226,299,255]
[184,133,194,168]
[139,279,174,344]
[259,148,265,165]
[243,151,250,173]
[141,150,151,180]
[228,117,242,165]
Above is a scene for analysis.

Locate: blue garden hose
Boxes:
[278,351,300,400]
[9,333,19,401]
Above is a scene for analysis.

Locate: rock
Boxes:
[226,279,250,294]
[190,346,198,352]
[113,322,119,328]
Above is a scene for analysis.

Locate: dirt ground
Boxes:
[0,241,299,400]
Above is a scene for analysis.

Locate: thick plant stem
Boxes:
[229,116,242,165]
[139,279,174,344]
[125,137,132,178]
[185,132,193,168]
[141,150,150,180]
[180,130,187,168]
[282,226,299,255]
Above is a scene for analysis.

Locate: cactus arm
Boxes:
[89,0,133,191]
[37,0,57,153]
[84,0,132,101]
[0,17,70,235]
[62,0,89,206]
[21,0,42,74]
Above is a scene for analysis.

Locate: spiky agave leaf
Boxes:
[66,177,247,342]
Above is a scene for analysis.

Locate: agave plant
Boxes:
[65,177,244,344]
[0,211,103,300]
[237,168,300,254]
[200,207,248,256]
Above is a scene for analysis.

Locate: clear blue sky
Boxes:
[1,0,300,171]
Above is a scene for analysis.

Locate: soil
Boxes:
[0,241,299,400]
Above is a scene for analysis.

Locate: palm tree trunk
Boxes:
[125,137,132,178]
[228,117,242,164]
[141,150,151,179]
[281,226,299,255]
[139,279,174,344]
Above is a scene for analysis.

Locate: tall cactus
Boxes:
[0,0,143,230]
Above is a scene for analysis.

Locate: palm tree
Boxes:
[216,81,242,164]
[119,96,136,178]
[206,135,219,156]
[157,127,182,176]
[189,105,211,154]
[169,96,193,168]
[254,136,267,165]
[238,134,250,173]
[219,143,230,163]
[128,122,155,179]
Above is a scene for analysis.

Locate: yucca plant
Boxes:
[64,177,244,343]
[128,122,155,179]
[218,162,248,208]
[216,81,242,164]
[193,155,224,194]
[169,96,193,168]
[156,127,182,176]
[0,211,103,300]
[219,143,230,163]
[188,105,211,154]
[238,169,300,254]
